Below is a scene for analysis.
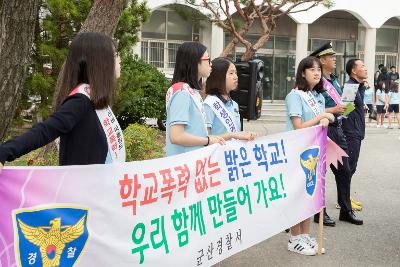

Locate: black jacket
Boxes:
[0,94,108,166]
[342,78,366,140]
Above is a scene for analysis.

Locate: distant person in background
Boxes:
[374,64,384,89]
[387,82,400,129]
[389,66,399,85]
[375,81,387,128]
[377,66,391,91]
[363,81,374,127]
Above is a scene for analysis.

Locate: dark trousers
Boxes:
[328,126,352,213]
[346,136,362,179]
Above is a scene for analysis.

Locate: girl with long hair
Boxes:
[166,42,225,156]
[204,57,256,141]
[285,56,334,256]
[387,82,400,129]
[363,81,374,126]
[375,81,387,127]
[0,32,124,172]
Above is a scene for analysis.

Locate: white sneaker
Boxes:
[288,236,316,256]
[376,125,381,128]
[302,235,326,254]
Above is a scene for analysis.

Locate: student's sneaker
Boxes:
[302,235,326,254]
[388,126,393,129]
[376,125,381,128]
[287,236,316,256]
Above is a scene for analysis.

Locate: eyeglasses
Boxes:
[201,56,211,64]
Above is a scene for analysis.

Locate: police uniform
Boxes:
[310,42,362,225]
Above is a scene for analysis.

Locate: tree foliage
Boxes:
[114,54,169,130]
[12,0,149,131]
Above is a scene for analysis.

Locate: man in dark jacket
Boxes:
[340,59,368,225]
[310,42,362,226]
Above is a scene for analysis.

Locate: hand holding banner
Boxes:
[1,126,328,266]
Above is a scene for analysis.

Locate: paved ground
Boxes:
[220,121,400,267]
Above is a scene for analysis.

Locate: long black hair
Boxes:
[295,56,324,94]
[54,32,117,110]
[390,82,399,93]
[206,57,234,96]
[172,42,207,91]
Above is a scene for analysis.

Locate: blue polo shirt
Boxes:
[285,90,325,131]
[204,96,241,135]
[166,88,208,156]
[322,74,342,108]
[364,87,373,104]
[375,89,386,105]
[389,91,399,104]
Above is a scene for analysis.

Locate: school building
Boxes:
[133,0,400,101]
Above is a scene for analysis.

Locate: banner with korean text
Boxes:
[0,126,327,267]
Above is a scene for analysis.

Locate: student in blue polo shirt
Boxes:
[387,82,400,129]
[166,42,225,156]
[204,57,256,141]
[363,81,374,126]
[375,81,387,127]
[285,56,334,256]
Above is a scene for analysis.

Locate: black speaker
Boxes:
[231,59,264,120]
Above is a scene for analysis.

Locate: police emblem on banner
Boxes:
[13,206,89,267]
[300,147,320,196]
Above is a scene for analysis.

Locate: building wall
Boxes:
[139,0,400,98]
[309,17,358,40]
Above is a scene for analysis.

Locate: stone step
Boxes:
[262,107,286,112]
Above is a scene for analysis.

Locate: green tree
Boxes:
[0,0,41,141]
[114,54,169,130]
[11,0,149,133]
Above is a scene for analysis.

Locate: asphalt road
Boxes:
[220,122,400,267]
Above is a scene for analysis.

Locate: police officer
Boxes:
[341,59,367,224]
[310,42,363,225]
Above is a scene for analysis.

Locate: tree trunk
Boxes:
[79,0,126,37]
[54,0,125,108]
[241,27,275,61]
[0,0,41,141]
[221,38,238,57]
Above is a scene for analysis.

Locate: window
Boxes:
[149,42,164,68]
[142,10,166,39]
[376,28,399,53]
[141,7,196,69]
[168,43,181,68]
[275,36,295,51]
[167,11,192,41]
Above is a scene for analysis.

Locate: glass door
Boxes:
[273,55,296,100]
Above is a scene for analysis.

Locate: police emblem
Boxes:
[300,147,320,196]
[13,206,89,267]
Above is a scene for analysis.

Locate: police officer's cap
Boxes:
[309,42,336,58]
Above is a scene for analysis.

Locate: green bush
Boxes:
[123,123,165,161]
[114,54,169,130]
